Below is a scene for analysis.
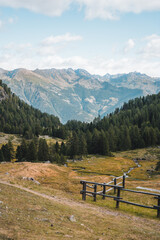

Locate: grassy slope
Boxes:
[0,182,160,240]
[0,134,160,239]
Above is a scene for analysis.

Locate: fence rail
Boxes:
[80,176,160,218]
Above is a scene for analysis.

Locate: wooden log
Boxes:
[82,182,86,201]
[114,178,117,194]
[117,199,155,209]
[94,184,97,202]
[116,187,121,208]
[86,184,94,189]
[123,189,160,196]
[103,185,106,199]
[157,196,160,218]
[123,175,125,188]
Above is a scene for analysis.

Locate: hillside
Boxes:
[1,80,160,159]
[0,147,160,239]
[0,80,61,138]
[1,68,160,123]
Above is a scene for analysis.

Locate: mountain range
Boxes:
[0,68,160,123]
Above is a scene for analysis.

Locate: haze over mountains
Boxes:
[0,68,160,123]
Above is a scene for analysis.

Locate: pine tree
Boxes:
[2,140,14,162]
[55,141,59,153]
[99,130,109,155]
[0,149,4,162]
[68,132,79,159]
[27,140,37,162]
[60,142,66,155]
[78,133,87,157]
[16,139,28,162]
[38,139,49,162]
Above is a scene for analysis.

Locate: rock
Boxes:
[0,201,3,204]
[69,215,76,222]
[22,177,40,185]
[64,164,67,167]
[45,161,50,164]
[5,172,9,175]
[22,177,27,180]
[41,218,50,222]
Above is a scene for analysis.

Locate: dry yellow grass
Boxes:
[0,134,160,239]
[0,181,160,240]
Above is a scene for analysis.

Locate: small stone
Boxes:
[42,218,50,222]
[69,215,76,222]
[45,161,50,164]
[0,201,3,204]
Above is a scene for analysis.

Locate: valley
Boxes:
[0,74,160,239]
[0,137,160,239]
[1,2,160,239]
[1,68,160,123]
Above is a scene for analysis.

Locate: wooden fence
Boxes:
[80,176,160,218]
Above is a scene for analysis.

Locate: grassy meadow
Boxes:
[0,133,160,239]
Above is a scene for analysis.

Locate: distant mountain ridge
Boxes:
[0,68,160,123]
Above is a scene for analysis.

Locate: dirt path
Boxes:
[0,179,120,216]
[0,179,159,227]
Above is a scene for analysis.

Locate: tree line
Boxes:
[65,93,160,153]
[0,138,67,165]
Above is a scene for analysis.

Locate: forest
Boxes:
[0,80,160,169]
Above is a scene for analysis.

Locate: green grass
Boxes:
[69,155,137,177]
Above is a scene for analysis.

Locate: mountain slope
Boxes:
[0,68,160,123]
[0,80,61,138]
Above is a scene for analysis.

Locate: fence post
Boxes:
[94,184,97,202]
[114,178,117,194]
[102,184,106,200]
[123,175,125,188]
[116,187,121,208]
[82,182,86,201]
[157,196,160,218]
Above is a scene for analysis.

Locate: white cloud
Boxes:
[0,0,160,19]
[124,39,135,53]
[140,34,160,58]
[0,0,73,17]
[42,33,83,45]
[78,0,160,19]
[1,35,160,77]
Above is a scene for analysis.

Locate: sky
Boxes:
[0,0,160,77]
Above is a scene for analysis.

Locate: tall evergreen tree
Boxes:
[27,140,37,162]
[38,139,49,162]
[0,149,4,162]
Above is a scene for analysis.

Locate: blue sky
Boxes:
[0,0,160,76]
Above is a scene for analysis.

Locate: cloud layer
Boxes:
[0,34,160,77]
[0,0,160,19]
